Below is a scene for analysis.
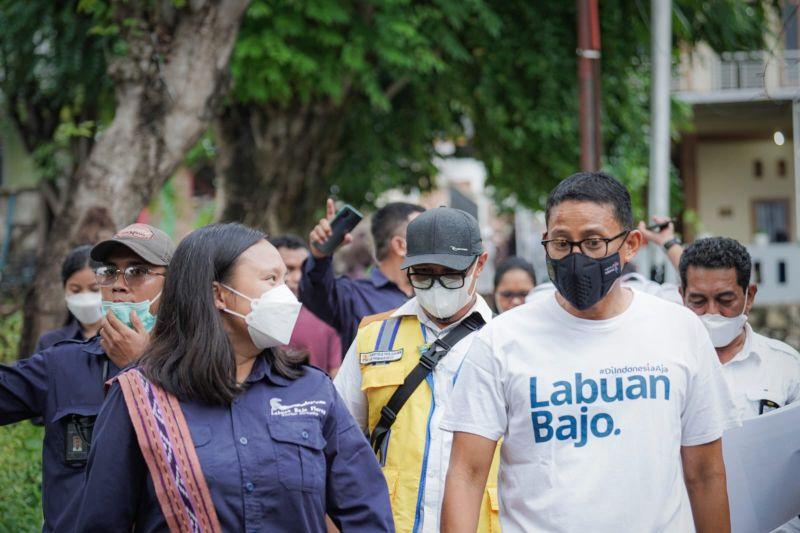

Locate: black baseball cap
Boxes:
[91,223,175,266]
[401,207,483,271]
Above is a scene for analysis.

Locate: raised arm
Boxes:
[638,216,683,273]
[300,199,356,331]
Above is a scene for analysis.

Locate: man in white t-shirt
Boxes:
[440,171,732,533]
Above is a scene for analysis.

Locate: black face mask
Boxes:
[546,251,623,311]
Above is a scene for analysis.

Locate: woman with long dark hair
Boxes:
[73,223,393,532]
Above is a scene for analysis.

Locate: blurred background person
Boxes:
[271,234,342,376]
[33,245,103,352]
[493,256,536,313]
[302,199,424,353]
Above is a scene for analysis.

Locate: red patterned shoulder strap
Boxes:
[117,369,221,533]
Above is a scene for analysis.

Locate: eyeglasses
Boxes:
[541,230,630,260]
[408,266,472,290]
[95,265,166,287]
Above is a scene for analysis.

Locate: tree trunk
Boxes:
[18,0,250,358]
[214,100,347,236]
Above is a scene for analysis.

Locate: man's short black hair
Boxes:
[371,202,425,261]
[269,234,307,251]
[679,237,752,292]
[545,171,633,230]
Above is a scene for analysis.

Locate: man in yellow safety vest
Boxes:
[334,206,501,532]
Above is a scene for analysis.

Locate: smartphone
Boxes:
[313,205,364,255]
[647,220,673,232]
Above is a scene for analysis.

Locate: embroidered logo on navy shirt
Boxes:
[270,398,328,417]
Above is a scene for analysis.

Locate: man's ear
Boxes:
[621,229,643,263]
[474,252,490,277]
[678,285,686,303]
[745,283,757,314]
[390,235,407,258]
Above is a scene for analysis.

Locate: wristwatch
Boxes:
[663,237,682,251]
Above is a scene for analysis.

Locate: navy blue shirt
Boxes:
[33,319,83,353]
[300,256,409,352]
[0,337,121,532]
[74,356,394,532]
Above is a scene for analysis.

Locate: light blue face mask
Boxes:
[102,292,161,332]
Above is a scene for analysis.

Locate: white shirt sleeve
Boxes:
[440,333,507,442]
[681,321,727,446]
[333,339,368,431]
[785,355,800,406]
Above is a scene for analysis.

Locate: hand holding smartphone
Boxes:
[646,219,673,232]
[309,199,363,258]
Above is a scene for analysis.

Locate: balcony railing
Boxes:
[748,243,800,305]
[674,49,800,96]
[716,51,766,90]
[780,49,800,87]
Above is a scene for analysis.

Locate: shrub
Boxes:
[0,312,43,531]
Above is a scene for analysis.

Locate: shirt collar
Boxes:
[82,336,106,355]
[247,353,292,387]
[729,324,762,364]
[392,294,494,334]
[65,319,83,339]
[369,266,395,289]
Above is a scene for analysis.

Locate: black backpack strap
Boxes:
[369,312,486,464]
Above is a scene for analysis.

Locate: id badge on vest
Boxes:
[65,415,95,465]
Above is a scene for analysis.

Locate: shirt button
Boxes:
[301,430,309,440]
[245,482,254,493]
[239,437,248,445]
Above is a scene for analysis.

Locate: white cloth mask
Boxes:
[414,267,476,320]
[699,291,749,348]
[65,292,103,326]
[222,283,302,350]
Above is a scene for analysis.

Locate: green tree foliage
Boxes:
[219,0,501,230]
[0,0,775,224]
[0,0,113,182]
[226,0,773,222]
[462,0,774,216]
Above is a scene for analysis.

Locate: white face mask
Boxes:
[699,291,749,348]
[414,266,477,320]
[65,292,103,325]
[221,283,302,350]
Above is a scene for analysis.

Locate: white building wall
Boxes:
[696,139,795,242]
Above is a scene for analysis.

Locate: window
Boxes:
[784,4,799,51]
[778,159,787,178]
[753,199,791,242]
[753,159,763,178]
